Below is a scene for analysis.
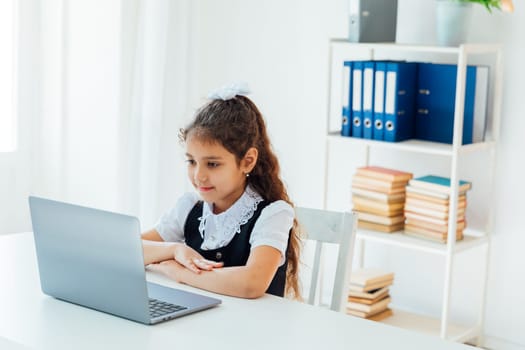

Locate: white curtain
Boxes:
[29,0,194,230]
[120,0,171,225]
[120,0,194,227]
[0,0,40,234]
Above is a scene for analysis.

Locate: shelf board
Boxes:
[380,308,480,343]
[459,140,496,154]
[356,229,488,255]
[327,133,494,156]
[330,39,502,55]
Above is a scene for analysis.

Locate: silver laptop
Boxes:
[28,196,221,325]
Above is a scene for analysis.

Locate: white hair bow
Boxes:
[207,82,251,101]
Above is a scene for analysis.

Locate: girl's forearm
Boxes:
[179,265,270,299]
[177,246,281,298]
[142,240,178,265]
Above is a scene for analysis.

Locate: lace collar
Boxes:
[197,186,264,250]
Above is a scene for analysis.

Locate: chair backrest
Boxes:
[295,207,357,312]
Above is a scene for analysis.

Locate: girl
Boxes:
[142,87,301,299]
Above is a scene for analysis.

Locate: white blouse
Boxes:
[155,186,293,266]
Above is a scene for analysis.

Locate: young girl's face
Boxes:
[185,136,252,214]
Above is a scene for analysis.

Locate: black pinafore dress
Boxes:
[183,201,288,297]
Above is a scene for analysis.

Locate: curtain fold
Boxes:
[120,0,170,225]
[119,0,192,227]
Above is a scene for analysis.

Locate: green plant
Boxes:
[462,0,514,12]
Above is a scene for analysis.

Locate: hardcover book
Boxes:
[405,218,466,233]
[353,196,405,212]
[348,286,389,300]
[349,279,394,293]
[356,166,413,182]
[347,296,391,314]
[404,226,464,243]
[347,307,393,321]
[405,197,466,212]
[406,185,450,200]
[357,212,405,225]
[404,204,465,219]
[348,293,391,305]
[406,191,467,205]
[358,220,404,233]
[353,174,408,189]
[367,308,393,321]
[353,175,407,194]
[404,211,465,226]
[355,204,404,217]
[352,188,406,203]
[408,175,472,194]
[350,268,395,287]
[353,182,406,195]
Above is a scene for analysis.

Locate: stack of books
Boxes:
[404,175,472,243]
[352,166,413,232]
[347,268,394,321]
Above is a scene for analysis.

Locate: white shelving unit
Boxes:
[324,40,503,343]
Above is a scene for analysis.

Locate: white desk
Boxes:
[0,233,473,350]
[0,337,31,350]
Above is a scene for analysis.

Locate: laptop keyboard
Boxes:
[148,298,187,318]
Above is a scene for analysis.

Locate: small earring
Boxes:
[245,172,250,177]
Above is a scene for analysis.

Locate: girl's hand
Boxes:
[173,244,223,273]
[147,260,185,282]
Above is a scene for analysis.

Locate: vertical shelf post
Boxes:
[440,45,468,339]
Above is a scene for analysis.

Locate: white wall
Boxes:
[483,3,525,344]
[190,0,525,346]
[191,0,344,208]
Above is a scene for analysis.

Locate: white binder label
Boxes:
[353,69,362,111]
[342,65,350,108]
[374,71,385,113]
[363,67,373,111]
[385,71,396,114]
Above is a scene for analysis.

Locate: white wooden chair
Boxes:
[295,207,358,312]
